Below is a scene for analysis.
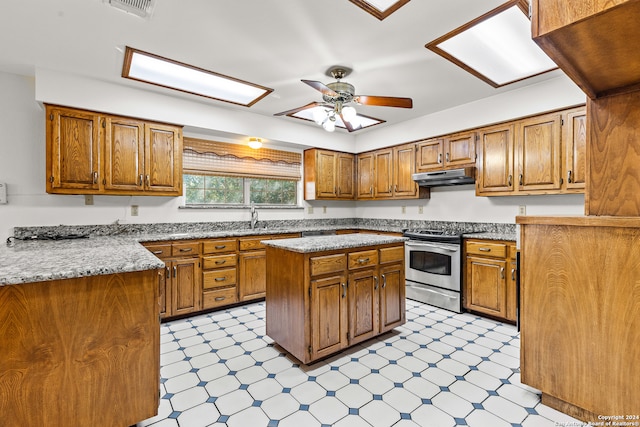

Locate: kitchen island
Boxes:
[263,234,407,364]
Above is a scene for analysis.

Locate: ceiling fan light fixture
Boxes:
[342,105,357,122]
[322,117,336,132]
[313,108,327,125]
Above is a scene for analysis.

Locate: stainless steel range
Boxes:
[403,229,467,313]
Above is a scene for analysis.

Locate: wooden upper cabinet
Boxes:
[46,106,101,192]
[564,108,587,190]
[516,113,562,192]
[373,148,393,198]
[416,138,444,172]
[476,123,515,194]
[356,152,375,199]
[393,143,418,197]
[145,123,182,193]
[444,131,476,168]
[104,117,145,191]
[46,104,183,196]
[303,149,354,200]
[532,0,640,98]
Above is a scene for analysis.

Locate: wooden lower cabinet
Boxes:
[167,257,201,317]
[464,239,517,322]
[239,250,267,301]
[0,270,160,426]
[266,242,405,364]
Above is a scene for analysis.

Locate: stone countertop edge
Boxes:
[262,234,409,253]
[464,232,516,241]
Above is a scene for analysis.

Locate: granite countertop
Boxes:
[262,234,408,253]
[464,231,517,241]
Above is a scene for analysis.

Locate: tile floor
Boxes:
[138,299,580,427]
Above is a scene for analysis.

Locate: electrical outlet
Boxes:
[401,206,406,214]
[322,206,327,214]
[418,206,424,214]
[518,205,526,215]
[308,206,314,214]
[131,205,139,216]
[84,195,93,205]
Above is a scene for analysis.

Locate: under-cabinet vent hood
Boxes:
[412,167,476,187]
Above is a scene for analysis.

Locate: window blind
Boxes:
[183,138,301,180]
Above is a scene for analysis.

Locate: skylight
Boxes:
[425,0,557,87]
[291,107,384,131]
[122,47,273,107]
[348,0,410,20]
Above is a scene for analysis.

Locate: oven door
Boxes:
[405,240,461,291]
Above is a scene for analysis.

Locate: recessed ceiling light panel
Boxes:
[292,107,384,131]
[426,0,557,87]
[348,0,410,20]
[122,47,273,107]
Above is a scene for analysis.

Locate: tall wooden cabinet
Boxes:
[356,152,375,199]
[46,104,183,196]
[303,149,355,200]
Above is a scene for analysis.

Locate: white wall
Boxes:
[0,70,586,242]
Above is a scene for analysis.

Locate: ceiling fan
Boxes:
[274,66,413,132]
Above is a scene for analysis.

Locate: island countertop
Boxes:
[261,233,408,253]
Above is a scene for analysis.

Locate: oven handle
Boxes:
[405,241,459,252]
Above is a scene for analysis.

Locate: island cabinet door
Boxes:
[310,274,348,361]
[379,263,406,333]
[348,268,379,345]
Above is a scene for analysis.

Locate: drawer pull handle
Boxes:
[445,152,450,162]
[381,274,387,289]
[438,153,442,164]
[374,276,378,290]
[500,267,505,279]
[508,174,512,187]
[215,296,226,301]
[215,245,226,249]
[357,257,370,264]
[152,250,164,255]
[342,283,347,298]
[173,266,177,278]
[215,260,226,265]
[511,268,516,280]
[519,173,523,186]
[215,277,226,282]
[179,248,193,252]
[166,266,170,279]
[567,170,573,183]
[93,171,98,184]
[139,174,144,186]
[478,248,491,252]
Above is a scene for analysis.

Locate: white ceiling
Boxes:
[0,0,564,133]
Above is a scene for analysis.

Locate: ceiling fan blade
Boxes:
[339,114,362,133]
[274,102,325,116]
[354,95,413,108]
[302,79,338,97]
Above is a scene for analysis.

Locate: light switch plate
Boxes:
[0,182,7,204]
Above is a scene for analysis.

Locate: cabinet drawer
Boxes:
[203,268,237,289]
[171,241,201,257]
[239,237,266,251]
[379,246,404,264]
[203,287,238,309]
[202,254,237,270]
[202,239,237,254]
[144,243,172,259]
[348,250,378,270]
[310,254,347,276]
[466,241,507,258]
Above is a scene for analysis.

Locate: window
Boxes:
[184,174,297,206]
[183,138,302,207]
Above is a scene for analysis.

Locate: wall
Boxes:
[0,70,586,242]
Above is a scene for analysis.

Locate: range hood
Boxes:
[412,167,476,187]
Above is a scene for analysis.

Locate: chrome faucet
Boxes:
[250,203,258,229]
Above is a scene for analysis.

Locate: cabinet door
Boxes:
[348,268,379,345]
[565,109,587,190]
[517,113,562,191]
[477,124,514,195]
[357,152,375,199]
[310,275,348,360]
[171,257,200,316]
[159,266,171,318]
[465,256,507,318]
[506,259,518,322]
[379,263,405,333]
[46,106,101,192]
[393,144,418,197]
[315,150,337,198]
[374,148,393,198]
[104,117,145,191]
[444,131,476,167]
[416,138,444,172]
[336,153,355,199]
[145,123,182,193]
[239,250,267,301]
